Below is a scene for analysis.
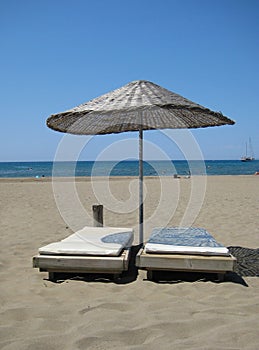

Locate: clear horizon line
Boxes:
[0,158,254,163]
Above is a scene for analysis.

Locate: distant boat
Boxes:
[241,137,255,162]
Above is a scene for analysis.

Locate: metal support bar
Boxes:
[139,127,143,245]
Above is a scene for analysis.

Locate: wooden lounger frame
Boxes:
[136,249,236,281]
[33,248,130,281]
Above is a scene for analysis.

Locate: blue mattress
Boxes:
[145,227,230,256]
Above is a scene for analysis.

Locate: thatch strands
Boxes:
[228,246,259,277]
[47,80,235,135]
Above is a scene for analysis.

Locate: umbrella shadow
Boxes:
[228,246,259,277]
[45,245,141,285]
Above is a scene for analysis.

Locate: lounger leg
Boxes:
[217,273,226,282]
[113,273,121,281]
[147,270,153,281]
[48,272,57,281]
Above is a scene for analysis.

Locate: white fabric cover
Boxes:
[39,226,134,257]
[144,244,229,256]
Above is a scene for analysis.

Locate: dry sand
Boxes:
[0,175,259,349]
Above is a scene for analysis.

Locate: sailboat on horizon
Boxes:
[241,137,255,162]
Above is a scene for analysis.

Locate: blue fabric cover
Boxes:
[147,227,224,248]
[101,232,133,246]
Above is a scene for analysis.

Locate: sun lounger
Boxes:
[136,227,236,281]
[33,226,134,280]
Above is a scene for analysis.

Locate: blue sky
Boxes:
[0,0,258,161]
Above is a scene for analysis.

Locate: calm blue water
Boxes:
[0,160,259,178]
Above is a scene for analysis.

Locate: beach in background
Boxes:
[0,175,259,349]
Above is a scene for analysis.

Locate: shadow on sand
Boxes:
[46,245,141,285]
[46,246,258,287]
[142,246,259,287]
[142,270,248,287]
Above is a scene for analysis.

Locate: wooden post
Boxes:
[92,205,103,227]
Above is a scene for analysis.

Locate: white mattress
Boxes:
[39,226,134,257]
[144,227,230,256]
[145,244,229,256]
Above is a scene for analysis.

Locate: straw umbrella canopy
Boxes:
[47,80,235,243]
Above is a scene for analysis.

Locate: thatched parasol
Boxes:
[47,80,235,243]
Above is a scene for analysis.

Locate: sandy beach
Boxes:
[0,175,259,349]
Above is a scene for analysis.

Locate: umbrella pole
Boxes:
[139,127,144,245]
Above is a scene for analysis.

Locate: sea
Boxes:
[0,160,259,178]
